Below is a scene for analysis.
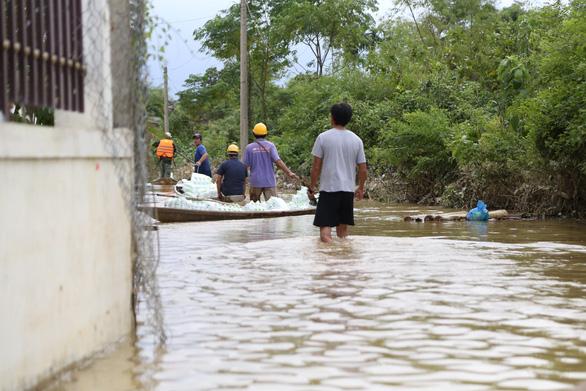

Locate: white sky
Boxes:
[147,0,521,97]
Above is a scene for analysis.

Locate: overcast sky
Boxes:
[146,0,524,97]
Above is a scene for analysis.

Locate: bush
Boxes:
[371,108,456,201]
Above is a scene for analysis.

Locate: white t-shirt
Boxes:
[311,128,366,193]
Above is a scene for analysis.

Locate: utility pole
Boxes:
[240,0,248,153]
[163,67,169,135]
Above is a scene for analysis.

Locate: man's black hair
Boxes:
[228,152,238,157]
[253,133,266,139]
[193,133,202,140]
[330,103,353,126]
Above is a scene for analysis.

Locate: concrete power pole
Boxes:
[240,0,248,153]
[164,67,169,135]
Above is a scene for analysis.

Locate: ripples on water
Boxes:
[48,201,586,391]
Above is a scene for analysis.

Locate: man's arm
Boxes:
[196,152,208,167]
[275,159,299,180]
[243,177,248,197]
[216,174,223,200]
[354,162,367,201]
[308,156,323,198]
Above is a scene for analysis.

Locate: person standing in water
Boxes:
[193,133,212,178]
[152,132,176,178]
[308,103,367,243]
[243,123,298,202]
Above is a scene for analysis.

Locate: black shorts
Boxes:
[313,191,355,227]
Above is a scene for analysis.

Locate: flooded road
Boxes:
[47,200,586,391]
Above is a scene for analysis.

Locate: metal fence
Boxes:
[0,0,85,118]
[1,0,165,346]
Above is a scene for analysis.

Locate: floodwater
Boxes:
[46,198,586,391]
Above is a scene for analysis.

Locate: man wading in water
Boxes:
[308,103,367,243]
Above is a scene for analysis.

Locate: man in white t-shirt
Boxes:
[308,103,367,243]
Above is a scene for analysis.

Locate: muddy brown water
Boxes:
[45,198,586,391]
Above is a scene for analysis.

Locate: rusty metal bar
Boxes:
[18,0,28,104]
[8,0,19,106]
[1,0,9,117]
[63,0,71,110]
[41,0,50,107]
[34,0,46,107]
[2,0,85,119]
[27,0,36,106]
[55,0,64,110]
[70,0,78,111]
[47,0,56,108]
[73,0,83,112]
[25,0,34,105]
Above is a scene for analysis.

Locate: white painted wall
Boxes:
[0,0,136,389]
[0,124,134,391]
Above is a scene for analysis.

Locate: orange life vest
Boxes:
[156,139,174,159]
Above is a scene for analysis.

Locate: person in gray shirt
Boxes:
[308,103,367,243]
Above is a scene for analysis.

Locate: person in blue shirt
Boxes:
[216,144,248,202]
[193,133,212,177]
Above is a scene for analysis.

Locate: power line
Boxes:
[167,15,216,24]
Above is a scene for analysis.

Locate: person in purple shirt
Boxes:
[243,123,298,202]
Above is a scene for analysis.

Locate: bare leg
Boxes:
[319,226,333,243]
[336,224,348,239]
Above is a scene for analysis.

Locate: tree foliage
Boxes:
[276,0,378,75]
[151,0,586,218]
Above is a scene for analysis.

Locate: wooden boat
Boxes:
[151,177,178,186]
[139,205,316,223]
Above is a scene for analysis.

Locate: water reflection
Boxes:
[465,221,489,241]
[44,201,586,391]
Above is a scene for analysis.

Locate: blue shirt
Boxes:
[216,157,248,196]
[194,144,212,177]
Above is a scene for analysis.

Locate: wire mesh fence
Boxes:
[96,0,167,346]
[1,0,166,345]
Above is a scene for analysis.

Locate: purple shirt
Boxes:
[243,139,280,188]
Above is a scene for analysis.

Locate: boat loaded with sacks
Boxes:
[142,173,316,223]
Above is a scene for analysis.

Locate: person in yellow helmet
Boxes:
[243,123,298,202]
[152,132,176,178]
[216,144,248,202]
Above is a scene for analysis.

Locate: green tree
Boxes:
[522,0,586,215]
[497,55,530,132]
[277,0,378,76]
[177,65,240,124]
[194,0,292,123]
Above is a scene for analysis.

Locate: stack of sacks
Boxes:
[164,197,204,210]
[266,196,289,211]
[288,186,314,209]
[164,187,316,211]
[287,201,310,210]
[181,173,217,199]
[204,201,243,212]
[242,201,269,212]
[291,186,311,204]
[165,197,244,212]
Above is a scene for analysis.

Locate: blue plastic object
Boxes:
[466,200,489,221]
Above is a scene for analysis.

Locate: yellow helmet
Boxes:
[227,144,239,153]
[253,123,267,136]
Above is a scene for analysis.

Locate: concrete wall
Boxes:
[0,124,134,391]
[0,0,136,389]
